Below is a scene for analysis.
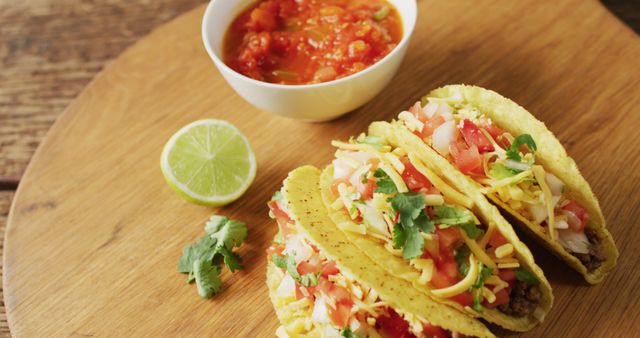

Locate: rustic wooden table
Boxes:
[0,1,636,336]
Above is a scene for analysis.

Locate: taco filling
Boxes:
[267,194,456,338]
[396,98,606,272]
[328,136,542,318]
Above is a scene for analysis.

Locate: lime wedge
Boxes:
[160,119,256,206]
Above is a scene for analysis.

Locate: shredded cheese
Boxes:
[483,170,533,193]
[335,150,363,168]
[478,222,496,249]
[532,165,556,241]
[424,194,445,206]
[407,153,474,208]
[460,231,497,270]
[495,243,514,259]
[410,258,435,285]
[392,147,407,157]
[497,262,520,269]
[384,152,405,174]
[431,255,479,298]
[330,197,344,210]
[331,140,391,153]
[482,287,496,303]
[398,111,425,132]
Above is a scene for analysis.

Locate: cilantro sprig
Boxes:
[506,134,537,162]
[433,205,484,239]
[272,253,320,287]
[373,168,398,194]
[471,263,493,312]
[177,215,248,299]
[515,267,539,285]
[341,327,360,338]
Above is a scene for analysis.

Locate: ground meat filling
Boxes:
[572,228,607,272]
[497,281,541,317]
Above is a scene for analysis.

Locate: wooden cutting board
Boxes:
[4,1,640,336]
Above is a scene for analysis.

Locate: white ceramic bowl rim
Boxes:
[202,0,418,91]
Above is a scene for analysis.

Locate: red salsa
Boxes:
[223,0,403,85]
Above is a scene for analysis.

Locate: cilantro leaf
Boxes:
[459,223,485,239]
[506,134,537,161]
[341,327,360,338]
[300,272,320,287]
[392,224,406,249]
[432,205,475,225]
[193,259,222,299]
[206,216,248,251]
[272,253,300,281]
[178,214,248,299]
[414,212,435,233]
[402,226,424,260]
[515,267,539,285]
[373,168,398,194]
[219,246,243,272]
[177,235,217,277]
[489,163,516,180]
[471,263,493,312]
[455,245,470,276]
[389,192,425,228]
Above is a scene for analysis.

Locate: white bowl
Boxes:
[202,0,417,121]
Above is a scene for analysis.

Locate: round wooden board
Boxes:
[4,1,640,336]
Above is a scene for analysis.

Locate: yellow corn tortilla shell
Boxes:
[281,165,496,338]
[417,84,618,284]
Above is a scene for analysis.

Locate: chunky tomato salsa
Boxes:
[223,0,403,85]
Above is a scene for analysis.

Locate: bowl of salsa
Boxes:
[203,0,417,121]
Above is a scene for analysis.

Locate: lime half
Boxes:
[161,119,256,206]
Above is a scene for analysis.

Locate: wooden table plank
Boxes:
[0,192,13,337]
[0,0,206,181]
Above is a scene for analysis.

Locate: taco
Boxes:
[267,166,495,338]
[320,131,553,332]
[387,84,618,284]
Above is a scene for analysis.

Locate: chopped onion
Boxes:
[422,102,439,119]
[283,235,313,263]
[333,158,353,179]
[349,164,372,189]
[361,201,389,236]
[437,103,453,120]
[557,229,589,254]
[504,159,531,172]
[526,203,548,224]
[554,219,569,229]
[545,172,565,196]
[276,274,296,298]
[312,295,331,324]
[432,121,457,156]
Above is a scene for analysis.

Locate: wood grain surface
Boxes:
[2,0,640,337]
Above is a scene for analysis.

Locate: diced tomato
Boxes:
[488,231,509,248]
[498,269,517,285]
[423,324,450,338]
[459,119,494,153]
[420,115,446,138]
[297,260,320,276]
[481,123,505,140]
[437,227,462,252]
[358,178,377,200]
[449,141,484,177]
[267,200,295,238]
[429,270,457,289]
[266,244,285,257]
[295,285,314,302]
[320,261,340,278]
[450,291,474,307]
[318,280,353,327]
[247,1,279,32]
[439,258,460,280]
[562,200,589,233]
[400,157,433,191]
[331,177,350,197]
[377,308,413,338]
[484,288,510,309]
